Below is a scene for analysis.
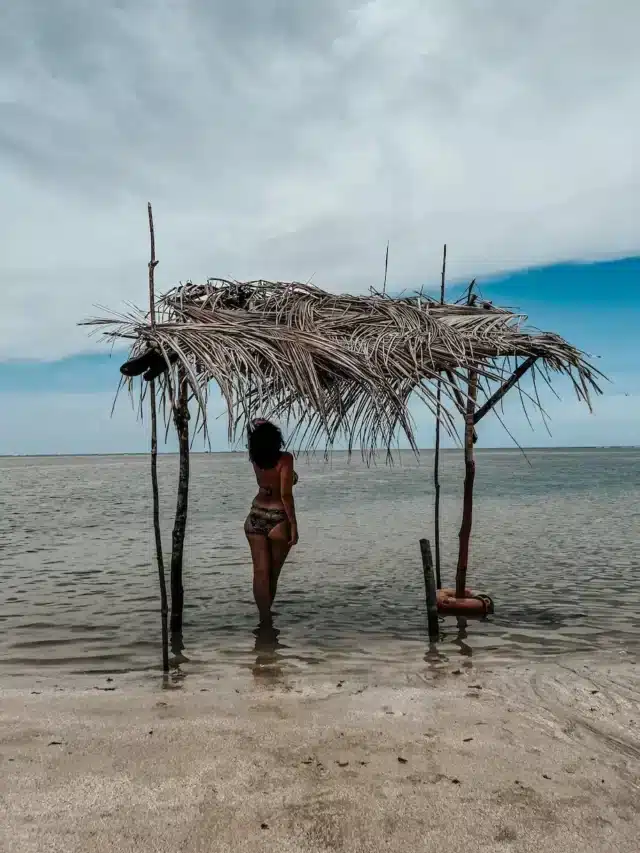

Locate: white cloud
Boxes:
[2,0,640,359]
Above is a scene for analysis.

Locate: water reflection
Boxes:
[422,617,473,678]
[423,635,448,681]
[453,617,473,657]
[155,632,188,688]
[251,623,285,683]
[170,632,190,666]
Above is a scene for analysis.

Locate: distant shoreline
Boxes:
[0,446,637,459]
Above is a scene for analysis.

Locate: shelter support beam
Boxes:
[433,381,442,589]
[445,370,478,444]
[170,372,190,634]
[455,369,478,598]
[433,244,446,589]
[473,356,538,425]
[147,202,169,673]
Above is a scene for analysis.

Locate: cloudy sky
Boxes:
[1,0,639,453]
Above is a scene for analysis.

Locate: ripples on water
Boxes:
[1,449,638,682]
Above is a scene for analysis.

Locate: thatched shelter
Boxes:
[87,278,602,454]
[83,255,604,665]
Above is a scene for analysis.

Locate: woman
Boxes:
[244,419,298,624]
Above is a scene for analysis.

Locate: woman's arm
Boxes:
[280,453,298,546]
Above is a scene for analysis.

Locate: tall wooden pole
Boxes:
[433,244,446,589]
[147,203,169,672]
[455,368,478,597]
[455,281,478,598]
[170,369,190,634]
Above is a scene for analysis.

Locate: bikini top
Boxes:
[258,470,298,498]
[256,464,298,498]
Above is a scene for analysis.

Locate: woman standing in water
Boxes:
[244,419,298,624]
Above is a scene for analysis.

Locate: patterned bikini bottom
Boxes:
[244,504,288,537]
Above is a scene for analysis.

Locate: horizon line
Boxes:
[1,445,637,459]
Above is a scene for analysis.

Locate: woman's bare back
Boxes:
[252,451,294,508]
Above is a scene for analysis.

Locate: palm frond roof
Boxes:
[82,278,604,453]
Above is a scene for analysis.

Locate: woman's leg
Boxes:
[246,533,273,623]
[268,522,291,604]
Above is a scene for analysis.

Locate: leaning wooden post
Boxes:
[433,243,446,589]
[473,356,538,425]
[170,368,190,634]
[420,539,439,641]
[455,367,478,598]
[147,203,169,673]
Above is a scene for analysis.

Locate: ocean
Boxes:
[1,448,639,683]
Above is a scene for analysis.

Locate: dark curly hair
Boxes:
[247,419,284,470]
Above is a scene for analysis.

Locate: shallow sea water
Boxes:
[1,449,639,684]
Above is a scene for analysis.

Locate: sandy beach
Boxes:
[2,656,638,853]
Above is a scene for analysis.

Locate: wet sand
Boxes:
[2,657,639,852]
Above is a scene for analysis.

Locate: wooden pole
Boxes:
[382,241,389,296]
[147,203,169,673]
[445,369,478,444]
[433,244,446,589]
[455,368,478,598]
[419,539,439,641]
[170,369,190,634]
[455,281,479,599]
